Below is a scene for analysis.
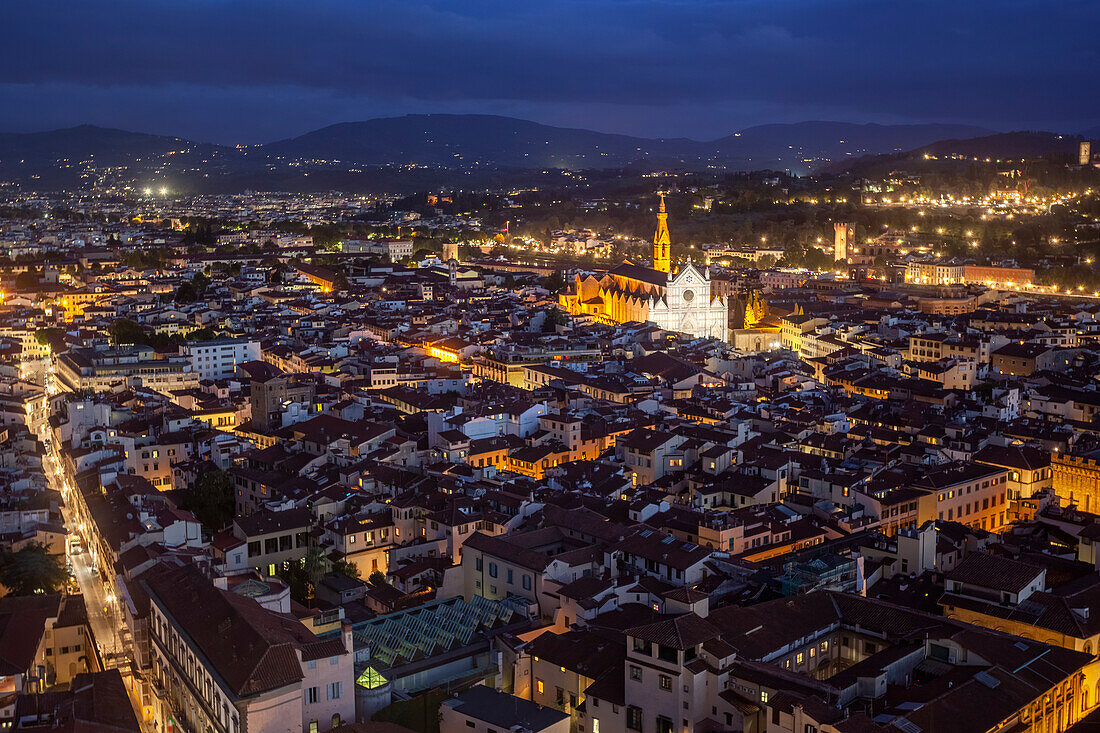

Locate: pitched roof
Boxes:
[0,594,61,675]
[462,531,554,572]
[946,552,1044,594]
[608,263,668,289]
[626,613,720,650]
[141,565,346,699]
[444,686,568,730]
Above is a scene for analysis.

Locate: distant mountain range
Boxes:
[260,116,995,170]
[0,115,1094,192]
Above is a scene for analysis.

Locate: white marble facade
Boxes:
[649,263,727,341]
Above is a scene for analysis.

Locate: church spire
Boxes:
[653,191,671,274]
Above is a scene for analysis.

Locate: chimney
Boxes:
[342,619,354,656]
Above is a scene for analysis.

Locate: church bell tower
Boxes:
[653,192,671,274]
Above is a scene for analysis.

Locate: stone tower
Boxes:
[654,192,671,274]
[833,222,851,262]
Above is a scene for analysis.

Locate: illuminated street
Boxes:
[38,370,148,730]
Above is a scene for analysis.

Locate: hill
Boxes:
[262,115,997,173]
[0,124,240,170]
[818,131,1087,177]
[260,114,696,169]
[0,125,251,190]
[0,116,1059,192]
[709,121,993,171]
[916,131,1083,159]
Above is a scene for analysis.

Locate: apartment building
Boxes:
[462,529,596,615]
[323,511,397,577]
[343,239,414,260]
[229,508,314,576]
[942,552,1100,656]
[569,592,1098,733]
[905,261,965,285]
[617,429,688,486]
[992,342,1058,376]
[56,346,198,393]
[0,593,98,723]
[915,462,1011,532]
[181,338,261,380]
[974,444,1052,500]
[142,565,355,733]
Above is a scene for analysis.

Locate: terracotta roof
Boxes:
[946,552,1044,594]
[625,613,720,650]
[141,565,346,698]
[0,595,62,675]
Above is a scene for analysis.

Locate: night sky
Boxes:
[2,0,1096,144]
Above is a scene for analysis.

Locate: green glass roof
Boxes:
[356,666,388,689]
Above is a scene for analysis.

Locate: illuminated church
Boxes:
[559,194,728,341]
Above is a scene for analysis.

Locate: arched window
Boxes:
[331,714,341,728]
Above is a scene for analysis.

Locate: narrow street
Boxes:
[45,431,150,730]
[68,535,127,663]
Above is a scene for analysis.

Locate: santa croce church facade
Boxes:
[558,193,728,341]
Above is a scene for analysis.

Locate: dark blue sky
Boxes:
[1,0,1096,144]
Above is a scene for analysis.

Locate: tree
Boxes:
[367,570,386,586]
[0,543,68,595]
[108,318,147,346]
[303,546,325,587]
[14,269,40,290]
[191,271,210,298]
[185,327,218,342]
[543,271,569,295]
[331,272,350,293]
[175,281,198,303]
[333,558,361,580]
[188,469,234,531]
[34,327,65,348]
[276,547,327,605]
[543,308,569,332]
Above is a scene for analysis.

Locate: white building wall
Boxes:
[184,340,261,381]
[650,265,727,341]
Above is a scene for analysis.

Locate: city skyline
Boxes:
[2,2,1100,732]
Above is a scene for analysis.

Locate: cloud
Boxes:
[0,0,1096,141]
